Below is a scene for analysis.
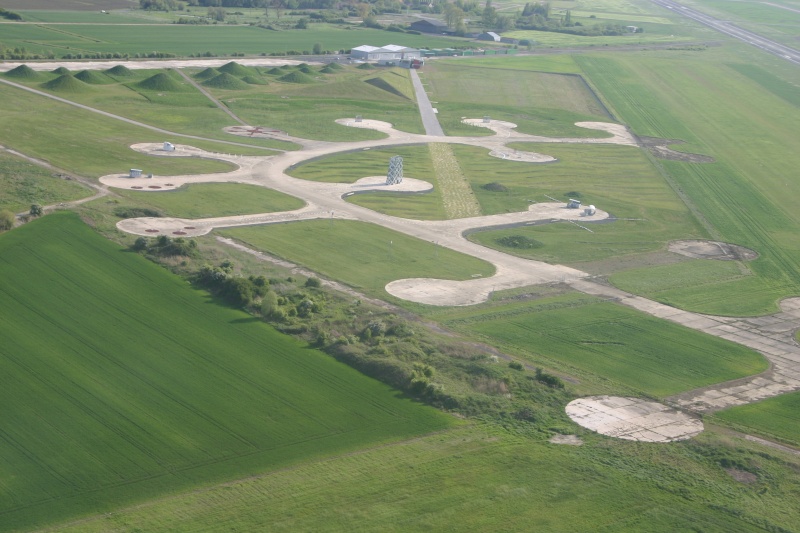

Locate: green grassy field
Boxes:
[576,49,800,315]
[437,294,767,397]
[0,212,453,531]
[713,392,800,448]
[0,23,457,59]
[0,151,91,212]
[221,220,495,297]
[43,425,800,532]
[110,183,305,219]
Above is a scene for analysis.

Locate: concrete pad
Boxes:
[566,396,703,442]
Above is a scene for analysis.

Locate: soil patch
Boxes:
[549,434,583,446]
[726,468,757,484]
[639,136,715,163]
[669,240,758,261]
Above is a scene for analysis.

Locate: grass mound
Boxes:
[218,61,253,77]
[137,72,184,92]
[482,182,509,192]
[364,76,409,99]
[325,62,344,70]
[298,65,314,74]
[105,65,133,76]
[277,71,315,84]
[319,65,337,74]
[5,64,40,80]
[203,72,249,90]
[41,74,92,93]
[266,67,284,75]
[242,75,267,85]
[193,67,219,80]
[52,66,71,75]
[75,70,112,84]
[357,63,375,70]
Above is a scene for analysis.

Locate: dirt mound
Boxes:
[668,240,758,261]
[137,72,183,91]
[193,67,219,80]
[5,64,40,80]
[202,72,249,90]
[41,74,92,93]
[105,65,133,76]
[75,69,112,84]
[218,61,254,77]
[277,71,315,84]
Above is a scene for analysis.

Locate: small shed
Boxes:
[584,205,596,216]
[567,199,581,209]
[626,25,638,32]
[478,32,501,42]
[129,169,142,178]
[163,142,175,152]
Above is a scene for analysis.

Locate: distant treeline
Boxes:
[0,7,22,20]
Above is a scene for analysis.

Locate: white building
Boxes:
[350,44,422,62]
[129,169,142,178]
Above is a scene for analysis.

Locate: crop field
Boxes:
[0,213,453,531]
[112,183,305,219]
[714,392,800,448]
[438,295,767,397]
[41,424,800,533]
[0,23,456,59]
[221,220,495,297]
[576,50,800,315]
[0,151,90,212]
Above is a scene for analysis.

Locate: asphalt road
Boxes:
[652,0,800,65]
[410,68,445,137]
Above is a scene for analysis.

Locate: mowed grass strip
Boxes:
[442,296,766,397]
[221,220,495,297]
[0,213,453,531]
[429,143,482,219]
[713,392,800,447]
[112,183,304,219]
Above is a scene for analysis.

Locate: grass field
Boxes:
[111,183,305,219]
[576,49,800,315]
[0,151,91,212]
[437,294,767,397]
[713,392,800,448]
[420,62,614,137]
[0,212,453,531]
[0,23,457,59]
[221,220,495,297]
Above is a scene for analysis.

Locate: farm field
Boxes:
[0,213,453,531]
[42,425,800,533]
[0,23,457,59]
[714,392,800,448]
[111,183,305,219]
[684,0,800,46]
[575,48,800,316]
[221,220,495,298]
[0,150,91,212]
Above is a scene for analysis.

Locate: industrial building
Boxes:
[350,44,422,62]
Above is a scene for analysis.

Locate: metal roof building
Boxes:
[350,44,422,61]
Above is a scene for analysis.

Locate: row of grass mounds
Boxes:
[4,64,40,80]
[75,70,114,85]
[203,72,249,90]
[105,64,133,77]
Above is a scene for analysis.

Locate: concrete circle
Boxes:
[566,396,703,442]
[669,240,758,261]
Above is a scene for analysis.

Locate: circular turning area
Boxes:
[566,396,703,442]
[669,240,758,261]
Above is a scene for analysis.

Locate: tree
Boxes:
[260,290,279,317]
[208,6,225,21]
[444,3,465,29]
[29,204,43,217]
[312,42,322,54]
[482,0,496,27]
[0,209,14,231]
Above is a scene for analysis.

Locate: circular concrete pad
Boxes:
[669,240,758,261]
[566,396,703,442]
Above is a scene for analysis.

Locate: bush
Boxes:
[0,210,15,231]
[114,207,162,218]
[495,235,543,249]
[131,237,148,251]
[305,276,322,288]
[509,361,524,371]
[534,368,565,389]
[482,181,509,192]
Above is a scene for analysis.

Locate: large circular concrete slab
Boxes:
[566,396,703,442]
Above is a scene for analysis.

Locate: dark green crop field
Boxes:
[0,213,453,531]
[714,392,800,448]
